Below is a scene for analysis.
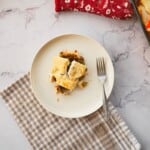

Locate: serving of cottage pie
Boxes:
[50,50,88,95]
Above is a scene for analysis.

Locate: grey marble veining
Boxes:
[0,0,150,149]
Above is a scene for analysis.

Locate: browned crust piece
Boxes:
[55,85,70,95]
[50,75,56,82]
[59,50,85,64]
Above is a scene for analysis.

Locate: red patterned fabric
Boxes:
[55,0,133,19]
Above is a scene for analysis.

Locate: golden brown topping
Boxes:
[51,56,70,75]
[78,81,88,88]
[50,50,88,95]
[50,76,56,82]
[68,61,87,80]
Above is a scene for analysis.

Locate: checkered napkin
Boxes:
[0,74,141,150]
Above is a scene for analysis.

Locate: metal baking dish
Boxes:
[131,0,150,44]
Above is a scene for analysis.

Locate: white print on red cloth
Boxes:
[56,0,133,19]
[80,0,84,8]
[117,5,122,9]
[74,8,79,11]
[112,9,115,12]
[85,4,91,11]
[110,0,114,3]
[106,9,111,15]
[65,0,70,3]
[124,2,128,8]
[103,0,109,9]
[74,0,78,3]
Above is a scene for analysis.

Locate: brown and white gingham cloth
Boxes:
[0,74,141,150]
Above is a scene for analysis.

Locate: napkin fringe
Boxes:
[109,104,141,150]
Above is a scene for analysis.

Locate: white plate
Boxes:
[30,34,114,118]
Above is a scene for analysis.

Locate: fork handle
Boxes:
[102,84,109,120]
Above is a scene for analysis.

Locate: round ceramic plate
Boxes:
[30,34,114,118]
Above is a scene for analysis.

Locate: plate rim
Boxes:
[30,33,115,118]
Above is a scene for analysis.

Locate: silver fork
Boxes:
[96,57,109,120]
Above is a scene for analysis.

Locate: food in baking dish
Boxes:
[138,0,150,31]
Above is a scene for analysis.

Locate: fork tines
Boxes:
[96,57,106,75]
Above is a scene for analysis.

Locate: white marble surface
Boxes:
[0,0,150,149]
